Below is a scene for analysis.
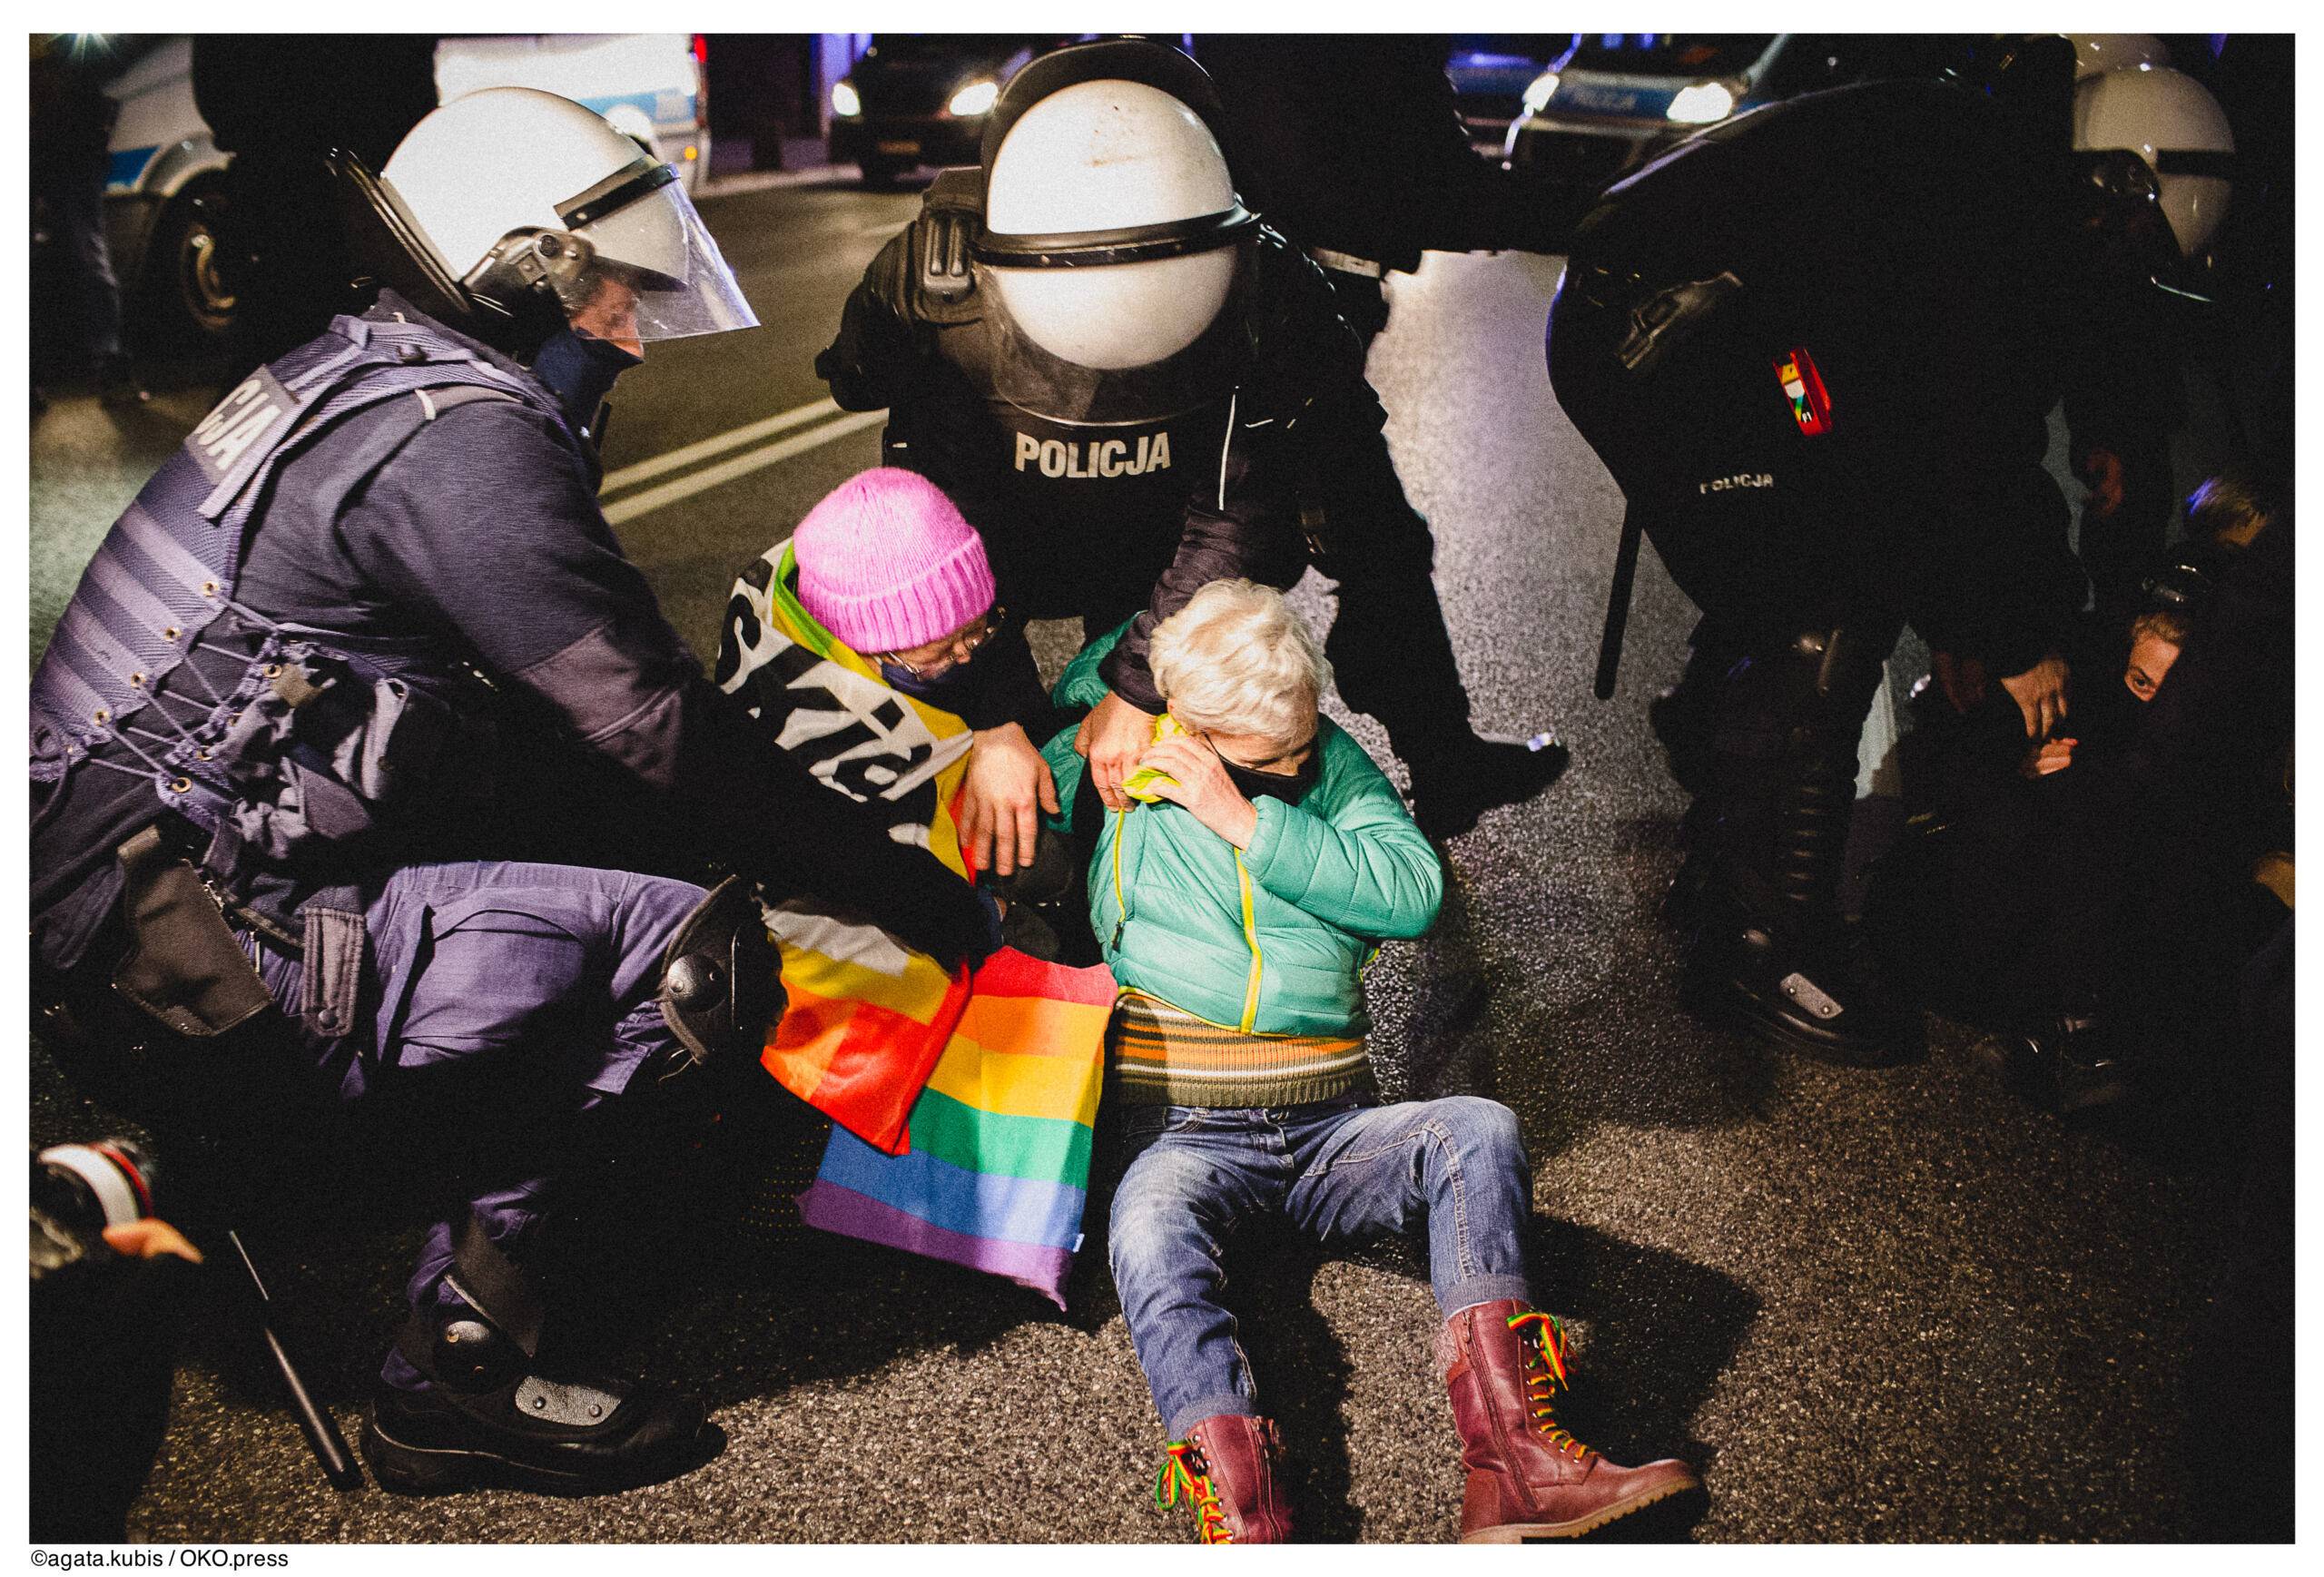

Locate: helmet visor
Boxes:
[557,165,758,342]
[974,239,1255,424]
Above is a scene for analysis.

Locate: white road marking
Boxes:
[603,408,887,526]
[599,397,843,493]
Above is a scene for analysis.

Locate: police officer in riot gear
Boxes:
[31,88,989,1496]
[1549,51,2182,1063]
[2064,54,2238,616]
[817,38,1567,842]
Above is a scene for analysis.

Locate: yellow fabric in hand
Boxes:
[1120,712,1187,803]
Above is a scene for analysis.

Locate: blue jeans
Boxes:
[1108,1094,1534,1439]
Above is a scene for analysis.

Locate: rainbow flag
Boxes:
[799,947,1114,1308]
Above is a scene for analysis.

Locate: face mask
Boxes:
[531,328,642,430]
[1220,748,1319,805]
[879,658,979,701]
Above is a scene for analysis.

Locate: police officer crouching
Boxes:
[817,39,1568,843]
[30,88,990,1496]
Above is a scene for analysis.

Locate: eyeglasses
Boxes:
[1212,734,1317,774]
[876,606,1004,681]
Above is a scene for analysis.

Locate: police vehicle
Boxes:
[98,34,711,345]
[1442,35,1569,155]
[827,35,1068,189]
[1505,34,1958,197]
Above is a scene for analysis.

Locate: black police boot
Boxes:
[2008,1010,2132,1117]
[360,1217,710,1496]
[1692,908,1917,1066]
[1688,760,1920,1064]
[1406,732,1573,840]
[364,1306,709,1497]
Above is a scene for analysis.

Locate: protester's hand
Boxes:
[102,1220,201,1265]
[961,724,1059,877]
[1136,734,1259,849]
[1999,653,2072,739]
[2075,445,2127,519]
[1930,650,1989,715]
[2027,737,2078,777]
[1075,690,1158,812]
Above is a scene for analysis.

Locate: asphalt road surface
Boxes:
[26,172,2240,1543]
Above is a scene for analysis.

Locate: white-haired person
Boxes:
[1039,579,1699,1543]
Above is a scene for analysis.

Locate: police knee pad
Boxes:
[655,877,783,1076]
[1715,623,1894,744]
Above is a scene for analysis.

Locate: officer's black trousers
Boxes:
[1699,616,1900,929]
[1308,423,1478,755]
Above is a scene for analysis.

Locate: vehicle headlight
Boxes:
[1521,71,1561,113]
[948,80,1000,117]
[1666,82,1736,123]
[831,80,862,118]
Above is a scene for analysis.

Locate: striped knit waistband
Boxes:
[1108,989,1374,1109]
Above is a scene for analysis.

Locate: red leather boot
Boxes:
[1440,1299,1700,1540]
[1153,1414,1294,1543]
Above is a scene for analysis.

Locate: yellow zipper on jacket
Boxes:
[1233,849,1263,1032]
[1108,805,1129,951]
[1109,802,1265,1033]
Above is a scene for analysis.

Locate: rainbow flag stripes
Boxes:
[799,947,1116,1308]
[760,902,972,1156]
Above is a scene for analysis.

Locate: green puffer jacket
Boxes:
[1042,625,1443,1037]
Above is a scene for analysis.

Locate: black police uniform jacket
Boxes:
[1550,80,2173,675]
[31,293,987,977]
[815,223,1374,715]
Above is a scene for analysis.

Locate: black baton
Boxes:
[1593,508,1645,701]
[228,1229,364,1490]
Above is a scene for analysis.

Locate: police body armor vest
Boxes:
[29,311,569,970]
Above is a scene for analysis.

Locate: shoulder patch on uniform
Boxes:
[185,366,295,487]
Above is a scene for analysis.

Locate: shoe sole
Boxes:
[361,1416,706,1498]
[1458,1473,1702,1541]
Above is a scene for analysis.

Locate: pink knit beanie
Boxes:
[792,468,998,653]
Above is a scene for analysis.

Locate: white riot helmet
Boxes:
[2073,65,2235,258]
[968,40,1259,421]
[340,87,755,354]
[2063,34,2171,81]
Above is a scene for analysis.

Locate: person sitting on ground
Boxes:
[2026,604,2191,777]
[1867,572,2258,1113]
[1039,578,1699,1543]
[737,467,1088,951]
